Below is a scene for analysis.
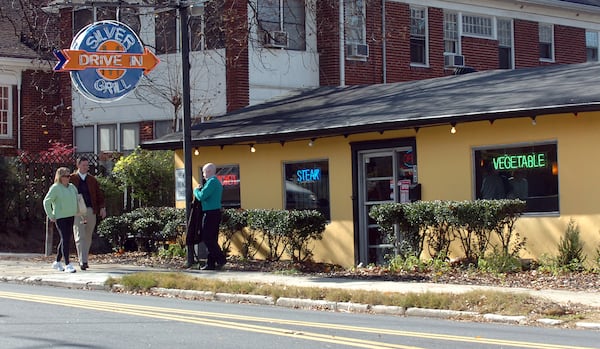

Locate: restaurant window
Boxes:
[98,124,117,152]
[473,142,559,214]
[283,160,330,220]
[211,164,241,209]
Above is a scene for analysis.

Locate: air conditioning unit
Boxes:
[263,31,289,48]
[346,43,369,59]
[444,53,465,67]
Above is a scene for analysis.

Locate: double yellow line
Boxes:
[0,291,593,349]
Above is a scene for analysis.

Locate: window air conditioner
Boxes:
[346,43,369,59]
[263,31,289,48]
[444,53,465,67]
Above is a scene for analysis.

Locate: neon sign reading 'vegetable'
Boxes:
[492,153,546,170]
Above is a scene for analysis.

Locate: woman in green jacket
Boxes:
[43,167,78,273]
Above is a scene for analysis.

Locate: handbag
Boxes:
[77,194,88,216]
[185,198,203,245]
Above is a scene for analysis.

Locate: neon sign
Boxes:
[296,168,321,182]
[217,174,238,186]
[54,20,159,102]
[493,153,546,170]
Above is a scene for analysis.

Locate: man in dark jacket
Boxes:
[70,157,106,271]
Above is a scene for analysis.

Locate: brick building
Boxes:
[3,0,600,157]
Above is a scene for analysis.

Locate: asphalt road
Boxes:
[0,283,598,349]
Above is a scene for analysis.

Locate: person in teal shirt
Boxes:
[193,163,226,270]
[43,167,78,273]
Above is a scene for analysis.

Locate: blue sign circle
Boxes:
[70,20,144,103]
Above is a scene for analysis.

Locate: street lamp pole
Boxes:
[180,0,193,219]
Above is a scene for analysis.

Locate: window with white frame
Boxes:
[154,120,173,139]
[257,0,306,51]
[539,23,554,61]
[189,1,225,51]
[497,18,513,69]
[74,127,94,153]
[586,31,599,62]
[73,7,140,36]
[98,124,117,152]
[155,9,178,54]
[462,14,493,38]
[443,11,458,54]
[345,0,365,44]
[0,86,11,138]
[410,6,427,65]
[120,123,139,154]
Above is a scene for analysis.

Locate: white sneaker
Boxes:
[64,264,76,273]
[52,261,64,271]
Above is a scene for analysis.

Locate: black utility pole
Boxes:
[180,0,193,219]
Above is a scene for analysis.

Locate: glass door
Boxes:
[358,147,416,265]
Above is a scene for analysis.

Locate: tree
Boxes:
[112,148,175,207]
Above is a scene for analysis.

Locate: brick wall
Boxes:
[225,0,249,112]
[555,25,586,64]
[461,37,499,71]
[317,0,341,86]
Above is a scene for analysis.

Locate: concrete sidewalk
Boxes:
[1,253,599,329]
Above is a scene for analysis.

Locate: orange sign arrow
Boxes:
[56,47,160,75]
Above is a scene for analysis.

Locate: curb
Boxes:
[2,276,599,330]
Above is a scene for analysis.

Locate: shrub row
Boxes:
[97,207,327,262]
[369,200,526,265]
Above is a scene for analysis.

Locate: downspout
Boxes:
[339,0,345,87]
[16,80,21,149]
[382,0,387,84]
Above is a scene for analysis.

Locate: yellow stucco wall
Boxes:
[176,112,600,267]
[418,113,600,264]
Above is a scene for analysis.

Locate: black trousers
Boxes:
[55,216,75,265]
[203,210,226,267]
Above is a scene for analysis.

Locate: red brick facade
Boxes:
[225,0,250,112]
[319,2,588,87]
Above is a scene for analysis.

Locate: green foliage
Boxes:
[158,244,186,258]
[387,253,427,273]
[556,219,586,271]
[97,206,185,252]
[478,248,523,274]
[284,209,327,262]
[247,209,288,261]
[371,200,526,269]
[220,209,249,256]
[111,148,175,207]
[96,174,124,217]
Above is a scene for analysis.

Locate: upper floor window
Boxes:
[155,9,178,54]
[462,14,492,38]
[0,86,11,138]
[586,31,599,62]
[257,0,306,51]
[120,123,139,155]
[73,7,140,36]
[189,1,225,51]
[98,124,117,153]
[345,0,365,44]
[443,11,459,54]
[497,18,513,69]
[539,23,554,61]
[410,6,427,65]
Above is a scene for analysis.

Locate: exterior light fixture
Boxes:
[531,116,537,125]
[308,138,315,147]
[250,144,256,153]
[194,148,199,156]
[450,123,457,134]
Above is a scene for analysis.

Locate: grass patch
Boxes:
[106,272,555,318]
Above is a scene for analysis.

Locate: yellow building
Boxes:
[144,63,600,268]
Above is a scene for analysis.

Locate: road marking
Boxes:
[0,291,594,349]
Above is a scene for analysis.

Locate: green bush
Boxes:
[556,219,586,271]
